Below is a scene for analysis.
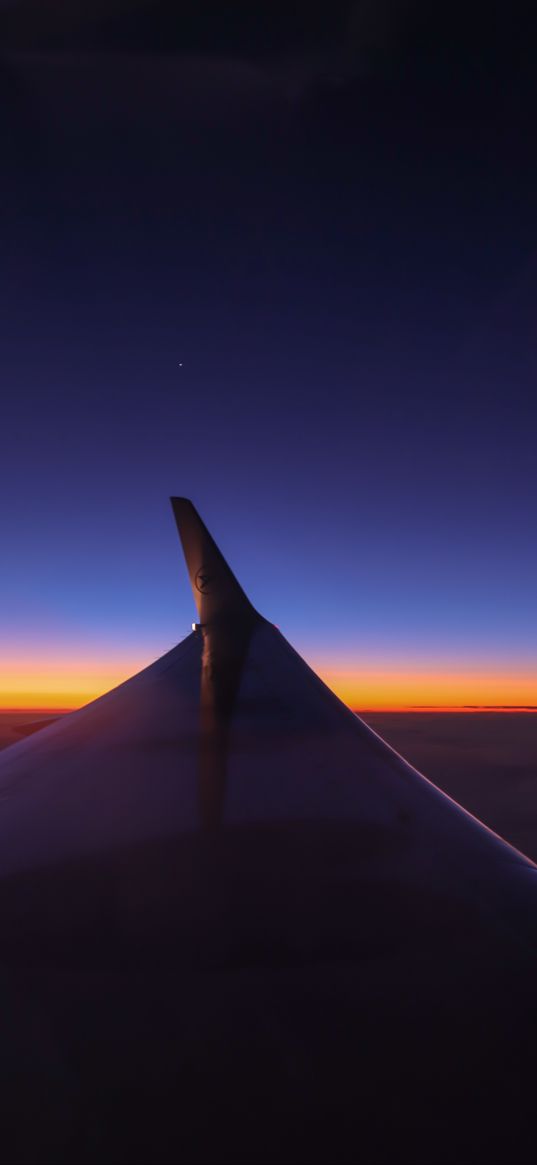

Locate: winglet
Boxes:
[170,498,259,627]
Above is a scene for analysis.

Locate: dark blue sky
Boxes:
[1,1,536,706]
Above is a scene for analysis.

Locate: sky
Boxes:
[1,1,536,710]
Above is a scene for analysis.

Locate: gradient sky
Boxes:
[1,2,536,709]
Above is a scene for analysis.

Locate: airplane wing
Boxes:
[0,499,535,1164]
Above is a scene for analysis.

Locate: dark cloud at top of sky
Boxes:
[0,1,535,107]
[1,0,536,378]
[2,1,535,218]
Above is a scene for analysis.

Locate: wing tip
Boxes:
[169,496,260,624]
[170,497,199,526]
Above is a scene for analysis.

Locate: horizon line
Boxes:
[1,704,536,716]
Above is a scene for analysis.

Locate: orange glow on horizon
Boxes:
[318,664,537,712]
[1,652,535,713]
[0,653,150,712]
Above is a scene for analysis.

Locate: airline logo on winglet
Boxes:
[195,566,214,594]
